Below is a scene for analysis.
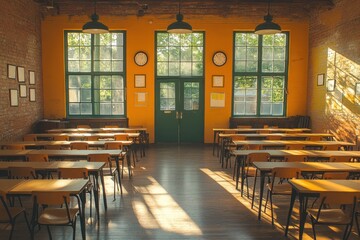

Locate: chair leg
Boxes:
[251,172,258,209]
[311,221,317,240]
[72,217,77,240]
[270,193,274,225]
[356,214,360,236]
[47,225,52,240]
[264,189,270,213]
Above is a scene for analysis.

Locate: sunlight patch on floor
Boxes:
[133,176,203,236]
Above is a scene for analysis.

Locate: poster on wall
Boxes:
[210,92,225,108]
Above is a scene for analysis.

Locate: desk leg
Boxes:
[298,193,307,240]
[78,191,86,240]
[98,170,107,211]
[285,188,297,236]
[257,172,265,220]
[115,156,123,195]
[213,131,217,156]
[236,156,240,190]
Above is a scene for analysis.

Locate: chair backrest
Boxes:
[58,168,89,179]
[322,172,349,179]
[231,135,246,141]
[307,136,323,141]
[85,135,99,141]
[329,155,352,162]
[244,145,263,150]
[77,125,90,129]
[44,144,63,150]
[8,167,36,179]
[70,142,89,150]
[285,144,304,150]
[237,125,252,129]
[284,155,307,162]
[3,144,25,150]
[104,125,119,128]
[322,144,340,150]
[104,142,123,150]
[53,135,70,141]
[266,135,282,140]
[26,154,49,162]
[318,192,357,206]
[247,152,270,164]
[33,191,71,206]
[87,154,112,168]
[23,134,37,141]
[114,134,128,141]
[271,167,301,179]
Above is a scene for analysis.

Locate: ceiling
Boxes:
[33,0,335,18]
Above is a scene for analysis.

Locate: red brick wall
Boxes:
[307,0,360,143]
[0,0,43,140]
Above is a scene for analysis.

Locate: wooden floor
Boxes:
[2,144,360,239]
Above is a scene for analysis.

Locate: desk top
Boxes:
[214,128,311,133]
[0,179,25,193]
[30,132,140,138]
[8,179,89,195]
[289,179,360,194]
[252,161,359,172]
[47,127,147,133]
[219,133,334,138]
[232,140,354,147]
[0,161,105,171]
[232,150,360,158]
[0,149,123,158]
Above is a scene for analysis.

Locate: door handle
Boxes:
[179,112,183,119]
[176,111,179,119]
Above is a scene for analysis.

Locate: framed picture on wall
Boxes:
[9,89,19,107]
[212,75,224,87]
[7,64,16,79]
[17,66,25,83]
[19,84,27,98]
[29,71,35,85]
[317,74,324,86]
[29,88,36,102]
[134,74,146,88]
[355,83,360,96]
[327,79,335,92]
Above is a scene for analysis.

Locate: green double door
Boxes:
[155,78,204,143]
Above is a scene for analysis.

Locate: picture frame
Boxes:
[212,75,224,87]
[210,92,225,108]
[317,74,324,86]
[9,89,19,107]
[7,64,16,79]
[29,88,36,102]
[327,79,336,92]
[355,83,360,96]
[19,84,27,98]
[134,74,146,88]
[17,66,25,83]
[29,71,35,85]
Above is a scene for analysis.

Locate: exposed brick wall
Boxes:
[307,0,360,143]
[0,0,43,141]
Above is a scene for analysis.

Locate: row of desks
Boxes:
[231,149,360,239]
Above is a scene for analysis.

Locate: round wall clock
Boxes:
[134,51,148,66]
[212,51,227,66]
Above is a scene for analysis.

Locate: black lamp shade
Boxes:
[82,13,109,34]
[255,14,281,35]
[167,13,192,33]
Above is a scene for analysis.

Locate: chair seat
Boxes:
[38,208,78,225]
[308,209,351,224]
[245,167,257,177]
[267,183,292,195]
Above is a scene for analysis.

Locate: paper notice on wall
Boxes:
[210,92,225,108]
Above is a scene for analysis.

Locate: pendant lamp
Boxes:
[167,0,192,33]
[254,0,281,35]
[82,0,109,34]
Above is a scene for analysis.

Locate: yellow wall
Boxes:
[42,15,309,143]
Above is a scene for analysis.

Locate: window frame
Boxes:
[64,30,127,118]
[232,31,289,117]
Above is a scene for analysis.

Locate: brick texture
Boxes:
[0,0,43,141]
[307,0,360,143]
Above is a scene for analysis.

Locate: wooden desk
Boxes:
[213,128,313,156]
[286,179,360,240]
[0,179,25,193]
[28,132,140,141]
[47,127,147,133]
[8,179,89,240]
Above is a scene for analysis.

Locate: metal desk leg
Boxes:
[285,188,297,236]
[115,155,123,195]
[78,191,86,240]
[298,193,307,240]
[98,170,107,210]
[257,172,266,220]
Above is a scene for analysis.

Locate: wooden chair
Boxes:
[8,167,36,179]
[322,144,340,150]
[70,142,89,150]
[3,144,25,150]
[284,155,308,162]
[243,152,270,209]
[26,154,50,178]
[266,135,282,140]
[237,125,252,129]
[322,172,349,179]
[44,144,63,150]
[114,134,128,141]
[87,153,122,200]
[0,190,30,240]
[307,192,357,240]
[58,168,94,218]
[23,134,37,141]
[306,136,323,141]
[104,125,119,128]
[329,155,352,162]
[104,142,128,177]
[53,135,69,141]
[84,135,99,141]
[31,191,80,240]
[264,167,301,225]
[77,125,90,128]
[285,144,304,150]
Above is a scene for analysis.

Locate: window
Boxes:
[156,32,204,77]
[233,32,288,116]
[65,31,126,117]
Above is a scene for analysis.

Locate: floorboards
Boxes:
[1,143,360,239]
